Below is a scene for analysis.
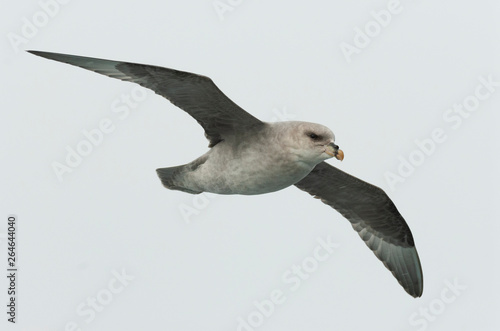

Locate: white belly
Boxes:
[186,140,314,195]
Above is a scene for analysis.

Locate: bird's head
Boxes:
[276,121,344,165]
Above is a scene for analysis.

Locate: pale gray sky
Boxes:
[1,0,500,330]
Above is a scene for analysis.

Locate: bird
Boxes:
[28,50,423,298]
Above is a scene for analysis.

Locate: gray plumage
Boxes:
[28,50,423,298]
[295,162,423,297]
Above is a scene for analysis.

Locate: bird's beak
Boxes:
[325,142,344,161]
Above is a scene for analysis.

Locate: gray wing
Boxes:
[28,50,263,147]
[295,162,423,297]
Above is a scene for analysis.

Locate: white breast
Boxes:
[187,138,314,195]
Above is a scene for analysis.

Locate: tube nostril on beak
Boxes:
[328,142,339,151]
[325,142,343,160]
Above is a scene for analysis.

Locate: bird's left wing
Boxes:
[295,161,423,297]
[28,50,263,147]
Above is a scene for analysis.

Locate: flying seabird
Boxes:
[28,50,423,298]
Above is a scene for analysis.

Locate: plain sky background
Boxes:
[1,0,500,330]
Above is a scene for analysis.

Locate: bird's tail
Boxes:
[156,165,202,194]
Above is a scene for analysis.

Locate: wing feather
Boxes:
[295,162,423,297]
[28,50,263,147]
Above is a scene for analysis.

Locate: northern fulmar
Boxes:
[28,50,423,298]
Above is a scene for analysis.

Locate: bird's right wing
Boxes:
[295,161,423,297]
[28,50,263,147]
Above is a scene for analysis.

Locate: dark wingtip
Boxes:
[27,50,73,61]
[411,291,423,298]
[409,285,423,298]
[27,50,51,59]
[408,282,423,298]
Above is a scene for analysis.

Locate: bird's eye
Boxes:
[308,133,319,140]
